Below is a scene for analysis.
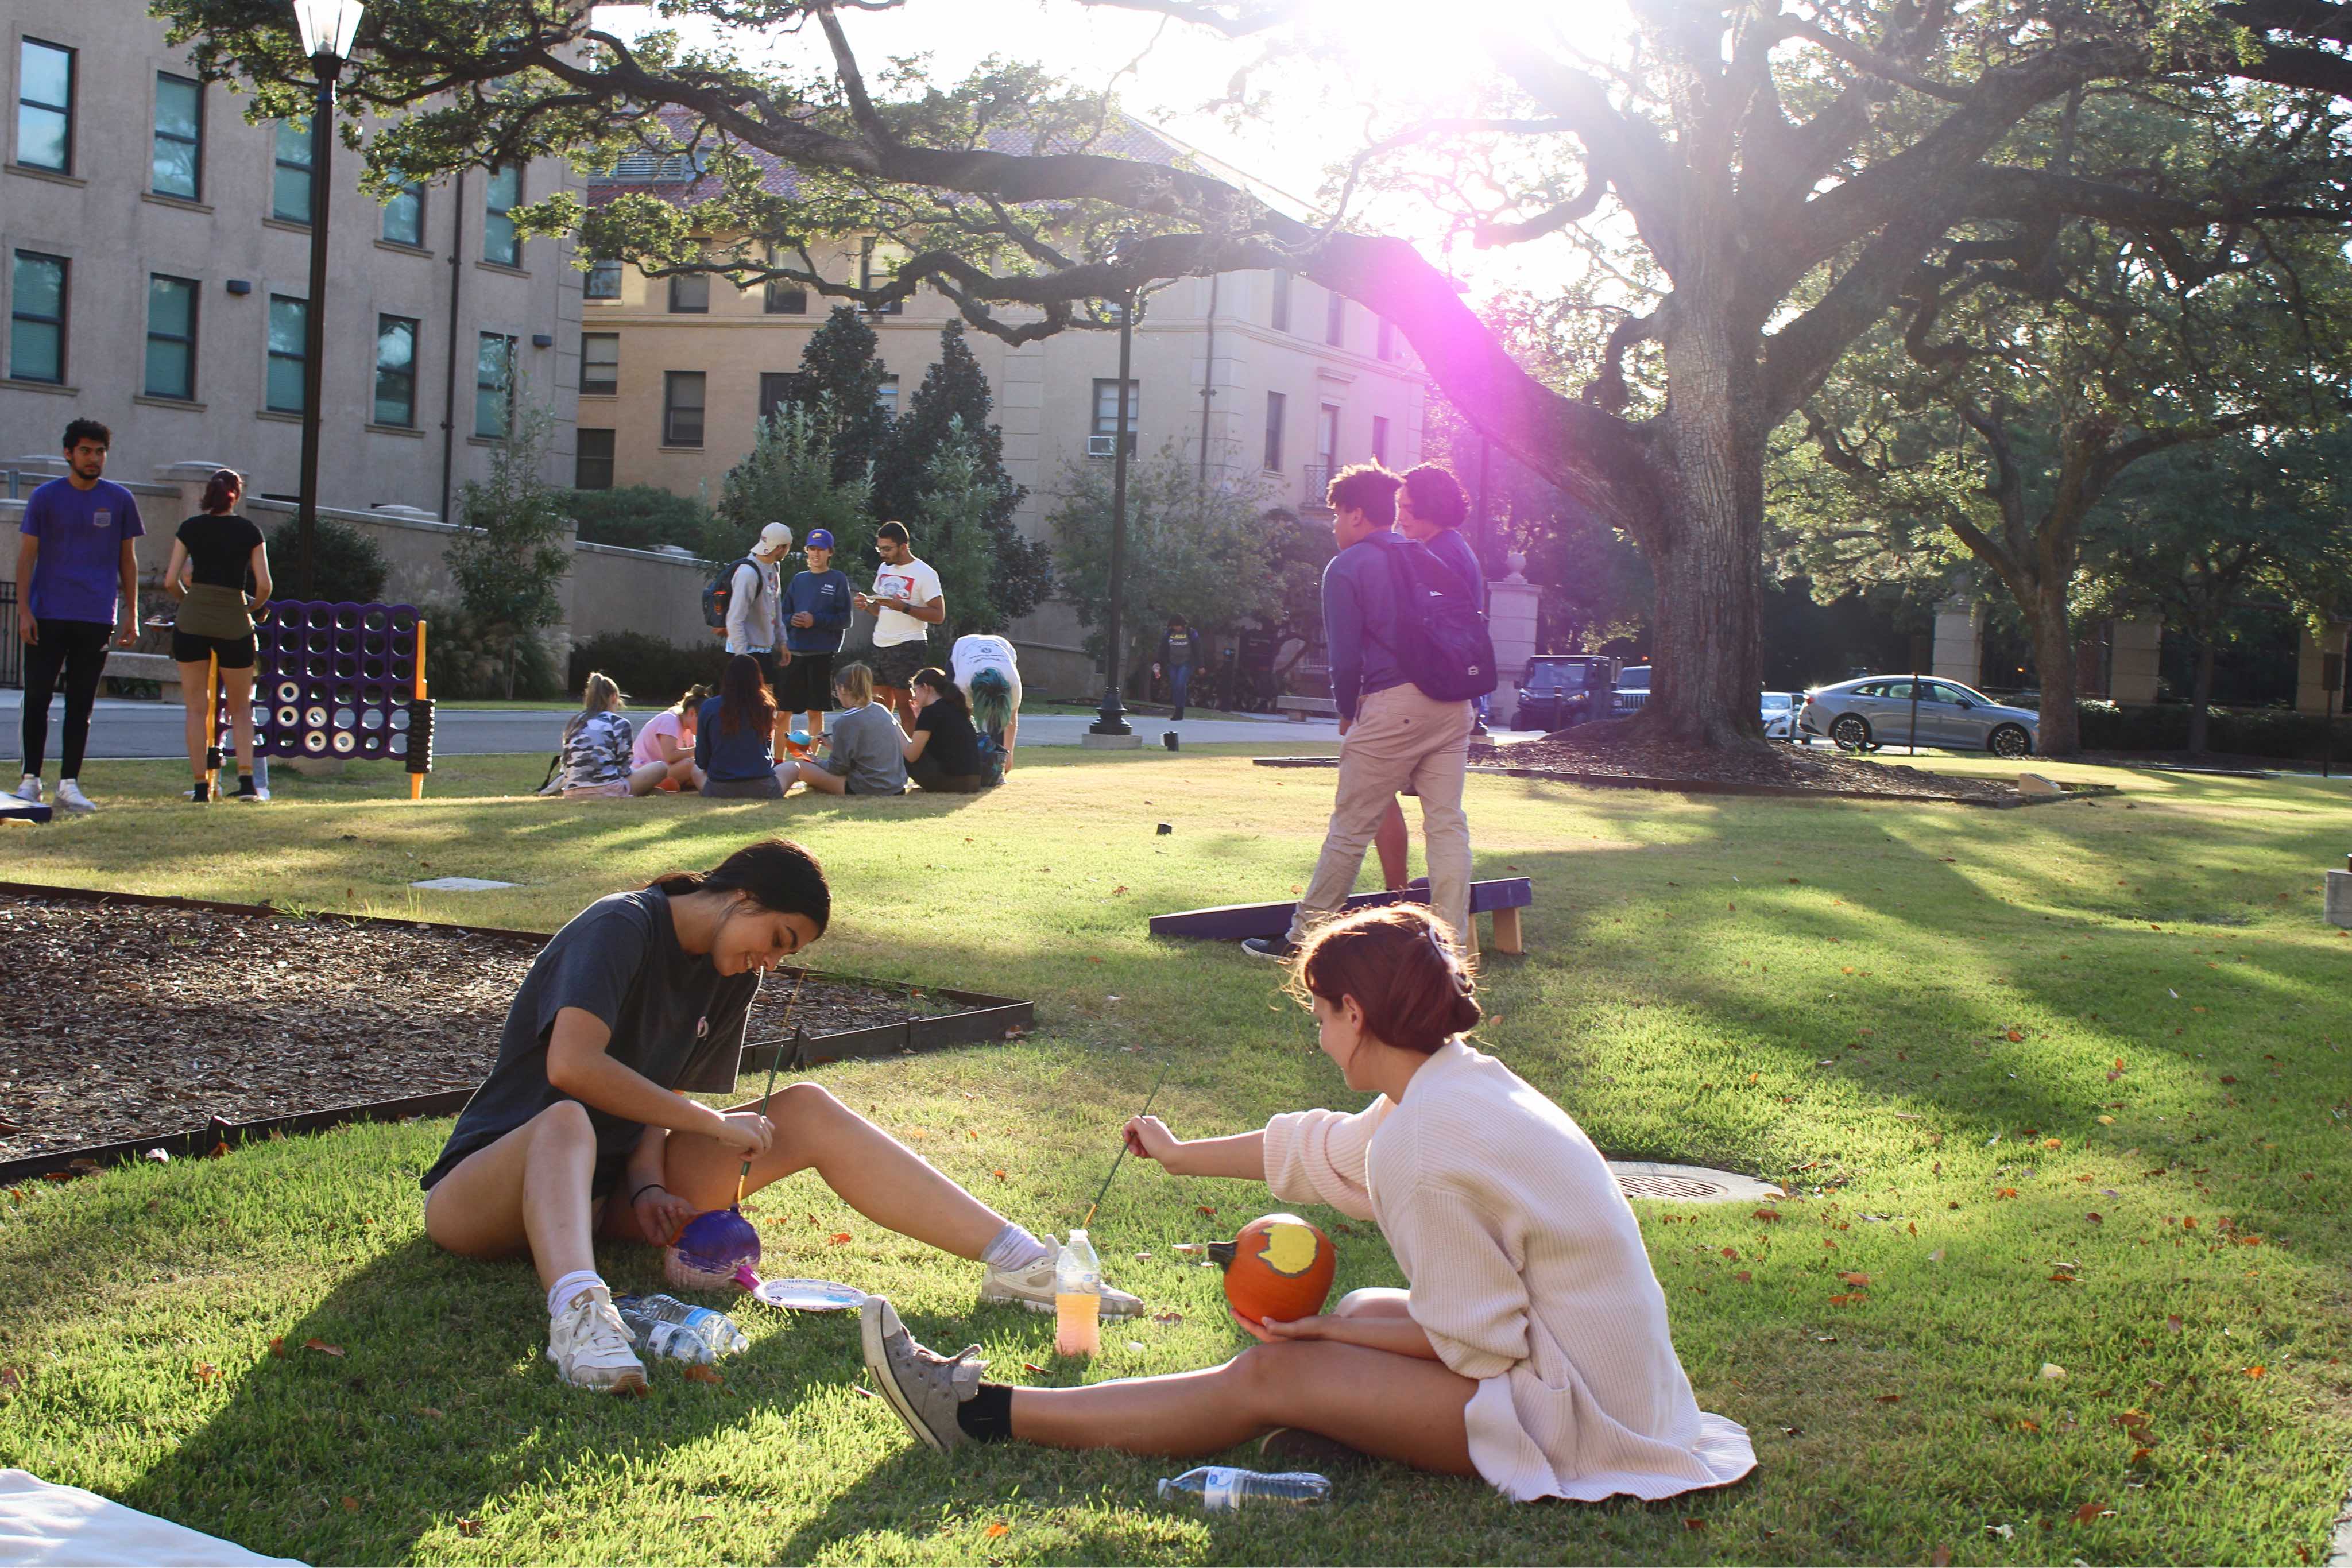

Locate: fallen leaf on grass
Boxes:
[456,1519,482,1538]
[1734,1271,1753,1284]
[2073,1501,2112,1524]
[1151,1311,1183,1325]
[2007,1030,2025,1042]
[1875,1393,1901,1404]
[985,1522,1011,1539]
[1753,1209,1783,1224]
[192,1362,219,1383]
[992,1169,1006,1179]
[341,1497,359,1513]
[1997,1188,2020,1199]
[2243,1365,2265,1378]
[1840,1271,1871,1287]
[2040,1363,2068,1381]
[419,1407,444,1419]
[829,1232,852,1245]
[303,1339,345,1358]
[268,1338,285,1357]
[683,1364,723,1386]
[1931,1545,1952,1567]
[1197,1206,1217,1216]
[2087,1213,2103,1224]
[1928,1249,1945,1263]
[1722,1247,1740,1259]
[2166,1315,2184,1333]
[1683,1518,1707,1531]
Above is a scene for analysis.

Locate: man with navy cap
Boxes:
[779,528,854,744]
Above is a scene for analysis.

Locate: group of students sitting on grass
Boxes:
[421,835,1756,1507]
[551,655,1007,802]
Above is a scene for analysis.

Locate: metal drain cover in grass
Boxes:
[1608,1160,1785,1203]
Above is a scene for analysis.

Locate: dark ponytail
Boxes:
[651,838,830,934]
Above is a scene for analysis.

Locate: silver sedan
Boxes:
[1797,676,2040,757]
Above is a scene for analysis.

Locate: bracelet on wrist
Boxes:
[629,1182,666,1204]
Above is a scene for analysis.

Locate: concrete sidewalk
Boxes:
[0,691,1344,760]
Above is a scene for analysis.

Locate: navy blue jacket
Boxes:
[782,568,854,653]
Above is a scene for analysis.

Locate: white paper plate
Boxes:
[748,1277,867,1311]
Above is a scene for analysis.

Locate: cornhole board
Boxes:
[1150,876,1531,954]
[0,799,52,824]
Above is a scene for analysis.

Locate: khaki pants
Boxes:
[1287,684,1475,947]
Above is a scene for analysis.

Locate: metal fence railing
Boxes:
[1300,464,1335,509]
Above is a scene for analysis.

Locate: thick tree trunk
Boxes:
[2187,637,2216,754]
[1635,299,1766,748]
[2028,579,2082,757]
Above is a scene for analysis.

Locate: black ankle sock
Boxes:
[954,1382,1015,1443]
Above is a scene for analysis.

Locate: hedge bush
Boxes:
[2075,701,2338,760]
[567,632,726,707]
[265,516,390,604]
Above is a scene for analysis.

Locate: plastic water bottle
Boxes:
[612,1292,748,1364]
[1156,1466,1332,1511]
[1053,1229,1103,1356]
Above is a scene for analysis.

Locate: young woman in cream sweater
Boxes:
[858,903,1754,1503]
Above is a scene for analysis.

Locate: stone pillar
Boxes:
[1487,575,1541,727]
[2110,617,2163,705]
[2327,866,2351,929]
[1931,598,1983,685]
[2294,621,2350,717]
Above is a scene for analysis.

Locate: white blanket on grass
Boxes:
[0,1470,304,1566]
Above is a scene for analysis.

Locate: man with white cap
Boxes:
[725,523,793,740]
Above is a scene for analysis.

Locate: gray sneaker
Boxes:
[979,1237,1145,1318]
[860,1295,985,1454]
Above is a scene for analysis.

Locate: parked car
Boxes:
[1612,665,1651,717]
[1797,676,2039,757]
[1514,655,1614,731]
[1759,691,1802,740]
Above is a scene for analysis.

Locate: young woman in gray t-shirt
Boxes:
[419,837,1136,1394]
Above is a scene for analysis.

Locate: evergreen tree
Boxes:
[715,401,875,574]
[912,419,1003,643]
[885,319,1051,622]
[788,307,893,489]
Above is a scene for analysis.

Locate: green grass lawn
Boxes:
[1,750,2349,1566]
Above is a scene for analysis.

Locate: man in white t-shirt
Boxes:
[950,632,1023,772]
[852,520,943,723]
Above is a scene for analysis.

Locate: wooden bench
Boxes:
[1276,694,1339,722]
[103,651,183,700]
[1150,876,1532,955]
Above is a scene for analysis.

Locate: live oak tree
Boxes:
[157,0,2352,746]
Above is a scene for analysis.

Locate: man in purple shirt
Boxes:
[14,419,142,814]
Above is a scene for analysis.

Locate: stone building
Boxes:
[581,126,1432,694]
[2,1,580,521]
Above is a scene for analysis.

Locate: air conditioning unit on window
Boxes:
[1086,434,1118,458]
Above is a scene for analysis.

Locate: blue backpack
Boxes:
[1378,537,1496,703]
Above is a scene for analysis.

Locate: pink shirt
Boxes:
[633,710,688,767]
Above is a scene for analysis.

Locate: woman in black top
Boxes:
[902,666,986,792]
[422,838,1127,1395]
[164,469,270,802]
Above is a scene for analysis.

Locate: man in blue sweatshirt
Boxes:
[1243,464,1475,961]
[777,528,854,743]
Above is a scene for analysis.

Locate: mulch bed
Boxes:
[0,895,956,1161]
[1462,731,2083,806]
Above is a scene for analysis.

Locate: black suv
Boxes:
[1514,656,1614,732]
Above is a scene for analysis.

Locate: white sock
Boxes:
[980,1223,1050,1273]
[547,1269,605,1318]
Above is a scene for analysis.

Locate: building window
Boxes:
[1269,269,1291,334]
[1376,318,1395,361]
[474,332,516,438]
[1090,378,1139,452]
[266,296,308,413]
[664,371,705,447]
[374,315,417,428]
[1262,389,1286,472]
[764,280,808,315]
[876,375,899,415]
[860,238,906,315]
[272,117,312,223]
[759,371,803,421]
[144,275,197,401]
[1317,403,1340,471]
[1371,415,1390,468]
[381,176,424,246]
[585,259,622,299]
[9,252,68,385]
[667,272,709,313]
[575,429,615,490]
[581,332,618,396]
[16,40,74,174]
[1324,291,1345,348]
[482,164,521,266]
[152,73,202,200]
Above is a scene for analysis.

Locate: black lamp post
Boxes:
[1089,285,1139,739]
[290,0,366,599]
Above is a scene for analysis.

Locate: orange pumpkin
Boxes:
[1208,1212,1337,1326]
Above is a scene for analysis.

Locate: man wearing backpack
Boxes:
[1244,464,1480,961]
[709,522,792,733]
[1373,462,1486,889]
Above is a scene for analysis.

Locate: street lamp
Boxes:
[1089,285,1139,743]
[290,0,366,598]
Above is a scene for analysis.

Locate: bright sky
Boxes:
[591,0,1610,295]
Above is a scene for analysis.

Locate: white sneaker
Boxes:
[10,776,39,806]
[978,1236,1144,1318]
[546,1286,648,1394]
[54,779,95,814]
